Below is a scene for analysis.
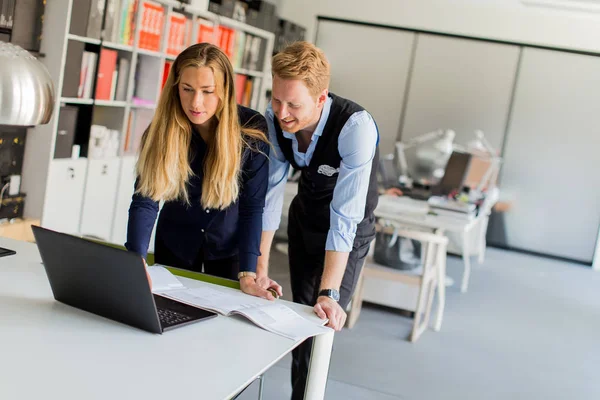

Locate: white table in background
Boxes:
[374,189,498,293]
[0,238,333,400]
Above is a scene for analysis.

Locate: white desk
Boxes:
[374,190,498,293]
[0,238,334,400]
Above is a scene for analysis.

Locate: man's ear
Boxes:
[316,89,329,108]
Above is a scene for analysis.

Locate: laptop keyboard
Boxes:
[157,307,193,327]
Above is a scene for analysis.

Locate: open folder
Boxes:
[148,266,331,341]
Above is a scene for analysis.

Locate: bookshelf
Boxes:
[21,0,275,250]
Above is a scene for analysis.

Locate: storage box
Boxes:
[0,193,26,220]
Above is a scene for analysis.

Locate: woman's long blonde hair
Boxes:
[135,43,267,209]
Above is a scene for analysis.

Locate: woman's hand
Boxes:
[255,275,283,298]
[142,257,152,287]
[240,276,282,300]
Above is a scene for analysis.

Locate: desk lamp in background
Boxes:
[395,129,456,188]
[0,42,55,256]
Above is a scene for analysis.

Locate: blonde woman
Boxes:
[126,43,282,300]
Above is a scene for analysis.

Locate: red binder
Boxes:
[95,48,118,100]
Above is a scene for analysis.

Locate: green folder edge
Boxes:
[86,239,240,290]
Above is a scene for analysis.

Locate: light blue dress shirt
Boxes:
[263,96,378,252]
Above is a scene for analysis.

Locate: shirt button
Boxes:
[201,229,205,233]
[205,209,210,213]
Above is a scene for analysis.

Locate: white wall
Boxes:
[278,0,600,54]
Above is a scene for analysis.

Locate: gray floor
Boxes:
[239,244,600,400]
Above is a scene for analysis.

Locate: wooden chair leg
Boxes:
[410,275,429,343]
[423,276,437,331]
[435,243,447,332]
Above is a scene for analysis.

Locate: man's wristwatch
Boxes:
[318,289,340,302]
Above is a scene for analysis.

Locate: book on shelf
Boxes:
[114,58,130,101]
[62,41,86,98]
[242,78,253,107]
[166,11,191,56]
[247,35,262,71]
[161,60,173,90]
[148,265,331,341]
[126,108,153,153]
[103,0,121,43]
[196,17,218,45]
[67,0,105,39]
[249,77,262,109]
[232,30,246,69]
[218,26,236,59]
[133,57,159,103]
[0,0,16,29]
[235,74,247,105]
[95,48,118,101]
[139,0,164,52]
[68,0,92,37]
[117,0,138,46]
[87,0,106,39]
[77,51,98,99]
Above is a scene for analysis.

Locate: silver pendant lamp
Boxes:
[0,42,55,126]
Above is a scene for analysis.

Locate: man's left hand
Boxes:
[314,296,346,331]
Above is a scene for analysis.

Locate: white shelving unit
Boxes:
[21,0,275,249]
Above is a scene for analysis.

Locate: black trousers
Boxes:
[154,237,239,281]
[288,201,373,400]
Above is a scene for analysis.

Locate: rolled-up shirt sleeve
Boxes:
[326,111,378,252]
[262,105,290,232]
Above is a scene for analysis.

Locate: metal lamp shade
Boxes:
[0,42,55,126]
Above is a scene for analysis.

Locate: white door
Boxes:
[79,158,120,241]
[42,159,89,235]
[500,48,600,263]
[111,155,137,246]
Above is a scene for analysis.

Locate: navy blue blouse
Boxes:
[125,106,269,273]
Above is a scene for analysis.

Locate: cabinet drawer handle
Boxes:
[67,167,75,179]
[102,165,108,175]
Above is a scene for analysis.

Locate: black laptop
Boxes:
[32,225,217,334]
[403,151,472,200]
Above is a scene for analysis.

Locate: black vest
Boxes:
[274,93,379,239]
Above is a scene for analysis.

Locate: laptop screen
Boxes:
[437,151,472,195]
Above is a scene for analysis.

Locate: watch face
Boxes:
[320,289,340,302]
[331,290,340,301]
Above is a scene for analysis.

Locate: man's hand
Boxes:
[255,275,283,298]
[314,296,346,331]
[240,276,277,300]
[385,187,403,196]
